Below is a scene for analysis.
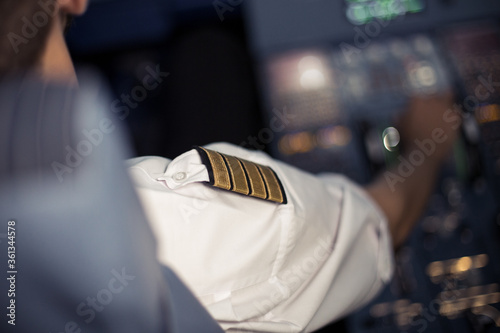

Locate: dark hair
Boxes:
[0,0,56,79]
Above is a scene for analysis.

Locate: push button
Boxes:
[173,172,187,182]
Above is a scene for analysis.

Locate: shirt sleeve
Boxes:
[126,142,394,333]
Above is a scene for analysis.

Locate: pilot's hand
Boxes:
[369,91,461,248]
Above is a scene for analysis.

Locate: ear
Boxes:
[58,0,89,15]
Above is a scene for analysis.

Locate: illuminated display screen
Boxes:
[345,0,426,25]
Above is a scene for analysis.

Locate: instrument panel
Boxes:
[257,16,500,333]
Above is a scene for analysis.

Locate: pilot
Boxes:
[0,0,460,332]
[126,93,458,332]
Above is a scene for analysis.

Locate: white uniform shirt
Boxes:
[126,143,394,332]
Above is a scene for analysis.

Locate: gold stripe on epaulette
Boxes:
[199,147,231,190]
[258,165,284,204]
[224,155,250,195]
[194,146,287,204]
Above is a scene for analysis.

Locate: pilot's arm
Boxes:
[365,92,459,248]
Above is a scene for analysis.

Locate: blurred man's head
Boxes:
[0,0,88,83]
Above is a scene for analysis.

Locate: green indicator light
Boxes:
[351,4,371,24]
[346,0,424,25]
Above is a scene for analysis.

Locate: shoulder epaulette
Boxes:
[195,146,287,204]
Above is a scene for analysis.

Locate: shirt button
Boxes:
[173,172,187,182]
